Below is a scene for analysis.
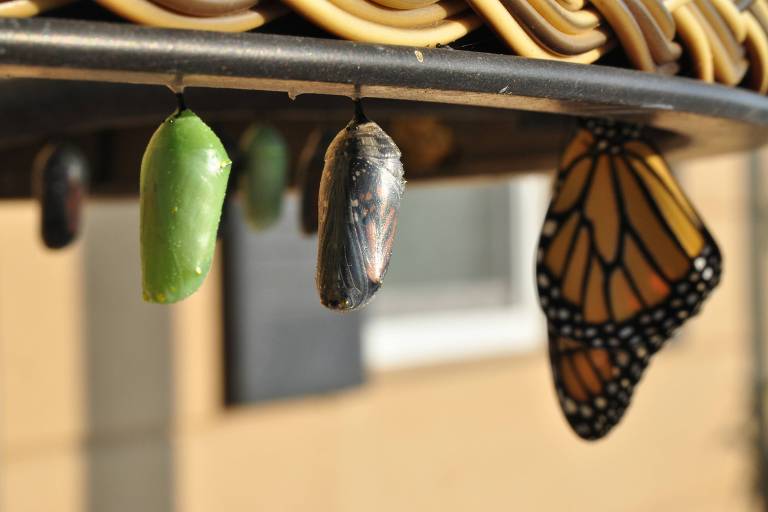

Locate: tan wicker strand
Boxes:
[528,0,602,34]
[0,0,74,16]
[590,0,660,71]
[499,0,609,55]
[95,0,289,31]
[695,0,746,60]
[744,10,768,91]
[689,1,749,83]
[671,3,716,80]
[557,0,587,11]
[283,0,481,46]
[326,0,468,28]
[711,0,747,41]
[467,0,611,62]
[370,0,442,8]
[150,0,259,17]
[748,0,768,31]
[640,0,676,39]
[625,0,682,65]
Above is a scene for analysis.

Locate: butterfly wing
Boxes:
[537,120,722,440]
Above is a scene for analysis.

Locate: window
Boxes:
[222,198,364,405]
[364,175,550,369]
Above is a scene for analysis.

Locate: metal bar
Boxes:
[0,17,767,155]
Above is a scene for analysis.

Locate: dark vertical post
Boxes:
[749,151,768,510]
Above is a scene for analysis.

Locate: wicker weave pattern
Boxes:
[2,0,767,92]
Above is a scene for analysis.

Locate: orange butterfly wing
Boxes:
[537,120,722,440]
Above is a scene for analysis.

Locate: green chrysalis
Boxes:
[239,124,289,231]
[140,101,232,304]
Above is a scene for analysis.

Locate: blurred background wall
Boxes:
[0,149,761,512]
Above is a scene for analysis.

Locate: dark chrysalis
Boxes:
[32,142,89,249]
[316,102,406,311]
[297,129,337,235]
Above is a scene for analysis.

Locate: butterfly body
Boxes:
[537,119,721,440]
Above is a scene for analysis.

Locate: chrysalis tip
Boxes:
[176,92,187,113]
[353,100,368,124]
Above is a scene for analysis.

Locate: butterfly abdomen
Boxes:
[316,116,405,311]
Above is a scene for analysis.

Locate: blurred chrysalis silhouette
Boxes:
[33,142,89,250]
[239,124,289,231]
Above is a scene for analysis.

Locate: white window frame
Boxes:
[363,175,551,370]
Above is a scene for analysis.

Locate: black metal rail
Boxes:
[0,17,767,157]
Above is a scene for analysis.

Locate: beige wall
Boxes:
[0,152,762,512]
[0,203,86,512]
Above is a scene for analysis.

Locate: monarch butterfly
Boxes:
[537,119,722,440]
[140,94,232,304]
[32,142,89,250]
[316,102,405,311]
[239,124,289,231]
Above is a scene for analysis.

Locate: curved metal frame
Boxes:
[0,17,767,157]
